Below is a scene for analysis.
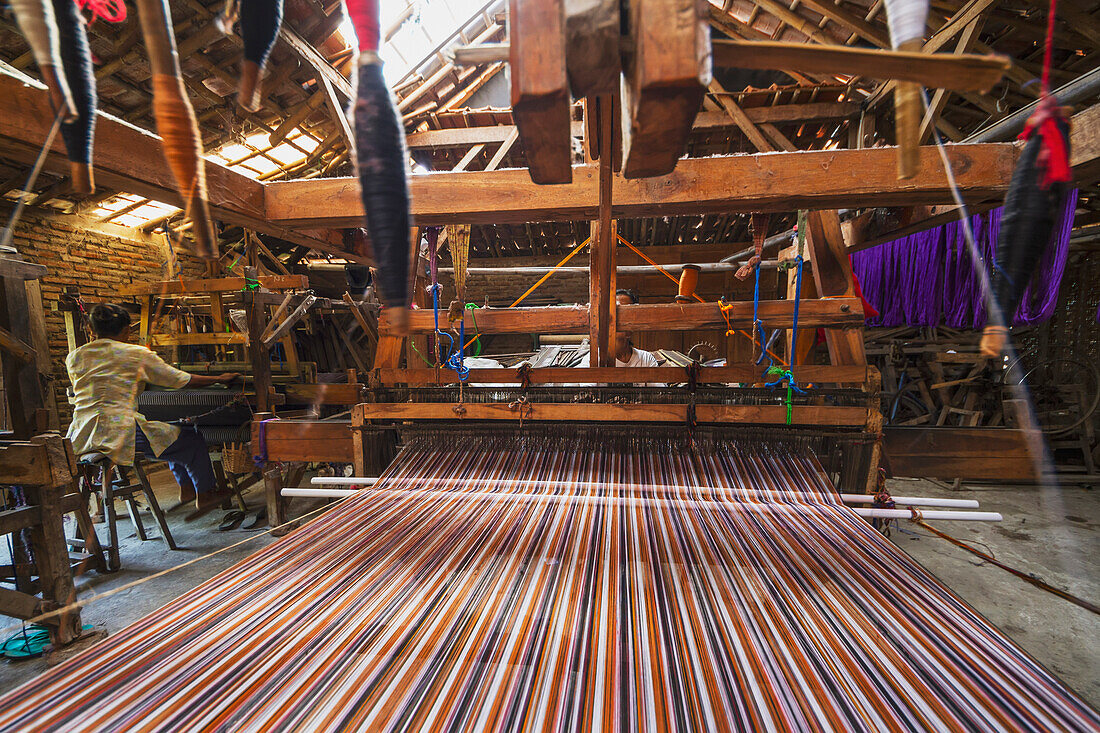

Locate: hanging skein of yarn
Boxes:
[980,97,1071,356]
[446,224,471,304]
[882,0,929,179]
[52,0,98,193]
[9,0,76,122]
[225,0,284,112]
[346,0,411,326]
[135,0,218,259]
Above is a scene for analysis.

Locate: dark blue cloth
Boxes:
[135,423,217,495]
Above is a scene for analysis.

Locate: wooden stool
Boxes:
[77,455,178,571]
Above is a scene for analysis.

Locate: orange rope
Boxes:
[464,236,592,350]
[615,234,787,366]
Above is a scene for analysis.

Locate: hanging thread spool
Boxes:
[675,264,700,303]
[883,0,930,179]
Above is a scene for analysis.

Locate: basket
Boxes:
[222,443,254,474]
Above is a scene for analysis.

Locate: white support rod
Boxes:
[283,486,1000,521]
[308,476,979,509]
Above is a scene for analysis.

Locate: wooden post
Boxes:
[590,95,615,367]
[805,210,866,367]
[0,275,45,438]
[246,268,273,413]
[27,435,82,645]
[263,465,289,535]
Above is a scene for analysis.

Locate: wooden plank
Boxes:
[148,332,247,347]
[618,298,864,331]
[0,506,41,536]
[0,277,43,437]
[282,384,363,405]
[620,0,709,178]
[711,40,1008,93]
[375,364,869,385]
[252,419,354,463]
[353,402,870,426]
[0,324,36,362]
[119,275,308,296]
[389,305,591,336]
[264,144,1019,227]
[0,258,48,280]
[0,585,42,621]
[389,298,861,336]
[404,103,857,149]
[509,0,572,184]
[884,427,1036,480]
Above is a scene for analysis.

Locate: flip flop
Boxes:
[2,624,92,659]
[243,508,267,530]
[218,510,247,531]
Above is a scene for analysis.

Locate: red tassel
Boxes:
[1019,97,1071,189]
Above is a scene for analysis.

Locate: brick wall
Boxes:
[8,211,202,427]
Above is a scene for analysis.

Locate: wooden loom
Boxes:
[247,0,1018,525]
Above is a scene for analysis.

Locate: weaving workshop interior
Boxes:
[0,0,1097,730]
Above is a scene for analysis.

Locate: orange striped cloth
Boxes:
[0,432,1095,731]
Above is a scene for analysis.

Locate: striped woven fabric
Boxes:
[0,432,1095,732]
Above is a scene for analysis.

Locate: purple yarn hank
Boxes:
[851,190,1076,328]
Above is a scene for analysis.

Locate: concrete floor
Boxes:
[0,473,1096,711]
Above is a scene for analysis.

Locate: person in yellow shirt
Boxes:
[66,304,241,521]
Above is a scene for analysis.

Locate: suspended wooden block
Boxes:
[564,0,621,97]
[509,0,573,184]
[620,0,711,179]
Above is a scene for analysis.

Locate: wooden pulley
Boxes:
[882,0,931,179]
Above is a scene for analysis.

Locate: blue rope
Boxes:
[752,263,768,365]
[431,283,469,381]
[789,254,804,365]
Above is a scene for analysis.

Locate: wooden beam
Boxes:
[277,25,353,100]
[509,0,572,184]
[385,298,862,335]
[119,275,308,296]
[591,96,615,367]
[317,72,355,155]
[484,127,520,171]
[709,80,775,153]
[265,144,1019,227]
[353,401,871,426]
[404,103,858,149]
[376,364,869,385]
[0,67,262,225]
[0,67,352,258]
[620,0,709,178]
[711,39,1008,92]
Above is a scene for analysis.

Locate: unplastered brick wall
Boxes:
[10,211,203,427]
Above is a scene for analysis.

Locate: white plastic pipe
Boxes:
[288,486,1000,521]
[308,476,979,509]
